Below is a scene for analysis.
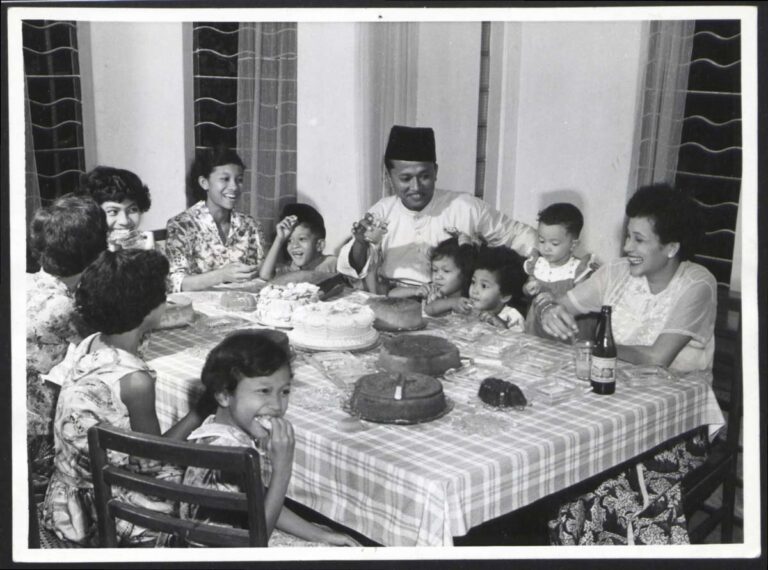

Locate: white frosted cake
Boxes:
[289,300,377,350]
[256,283,320,327]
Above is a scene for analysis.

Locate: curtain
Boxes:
[360,23,419,208]
[236,23,297,238]
[25,80,42,227]
[631,21,695,189]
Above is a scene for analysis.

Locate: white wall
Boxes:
[296,23,366,253]
[84,22,189,232]
[498,22,646,265]
[415,23,481,194]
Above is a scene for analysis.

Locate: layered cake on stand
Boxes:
[348,371,449,424]
[289,300,378,351]
[156,294,195,329]
[368,297,424,331]
[378,334,461,377]
[256,283,320,327]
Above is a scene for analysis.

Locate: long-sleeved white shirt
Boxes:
[337,189,537,286]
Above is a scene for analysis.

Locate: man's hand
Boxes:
[352,213,388,245]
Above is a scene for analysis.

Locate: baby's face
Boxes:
[286,223,322,268]
[225,365,292,439]
[431,255,464,297]
[537,223,577,266]
[469,269,507,312]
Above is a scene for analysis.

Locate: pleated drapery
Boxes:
[631,21,695,189]
[236,23,297,238]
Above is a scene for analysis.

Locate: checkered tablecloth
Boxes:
[145,291,725,547]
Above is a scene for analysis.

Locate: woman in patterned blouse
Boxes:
[165,146,265,292]
[26,195,107,499]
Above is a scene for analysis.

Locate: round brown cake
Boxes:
[368,297,424,331]
[378,334,461,377]
[349,371,447,423]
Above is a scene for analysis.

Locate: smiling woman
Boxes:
[540,183,717,373]
[164,145,265,292]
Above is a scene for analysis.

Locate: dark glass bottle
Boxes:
[591,305,616,395]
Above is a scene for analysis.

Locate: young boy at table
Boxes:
[42,249,209,546]
[468,246,527,330]
[522,202,597,340]
[180,331,359,546]
[259,203,338,280]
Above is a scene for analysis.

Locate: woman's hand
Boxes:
[540,303,579,341]
[218,262,259,284]
[275,216,297,241]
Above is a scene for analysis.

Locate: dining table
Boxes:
[144,285,726,547]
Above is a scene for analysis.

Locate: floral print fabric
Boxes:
[165,201,266,292]
[26,270,84,499]
[548,430,709,545]
[42,334,180,546]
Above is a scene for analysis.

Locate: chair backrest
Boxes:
[151,228,168,255]
[88,424,268,547]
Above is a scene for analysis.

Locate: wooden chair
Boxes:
[682,290,742,543]
[88,424,268,547]
[151,228,167,255]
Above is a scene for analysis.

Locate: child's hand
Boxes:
[266,417,295,473]
[218,262,259,283]
[478,310,506,328]
[419,283,443,303]
[275,215,298,241]
[523,278,541,297]
[452,297,474,315]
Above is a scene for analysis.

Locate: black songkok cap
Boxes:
[384,125,436,163]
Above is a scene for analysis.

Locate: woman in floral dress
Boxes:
[26,195,108,499]
[540,184,718,545]
[42,250,209,545]
[165,146,265,292]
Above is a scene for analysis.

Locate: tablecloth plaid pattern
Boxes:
[145,291,725,546]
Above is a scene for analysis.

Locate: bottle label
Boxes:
[591,356,616,383]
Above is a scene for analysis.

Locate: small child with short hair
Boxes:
[417,237,476,316]
[469,246,526,330]
[259,203,338,280]
[181,331,358,547]
[523,203,596,339]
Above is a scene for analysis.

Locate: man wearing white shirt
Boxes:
[337,125,537,288]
